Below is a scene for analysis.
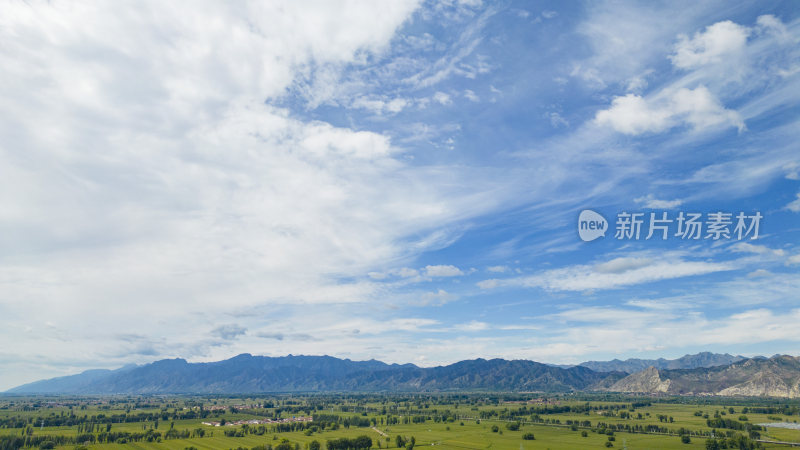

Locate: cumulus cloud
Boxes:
[595,86,744,135]
[670,20,750,69]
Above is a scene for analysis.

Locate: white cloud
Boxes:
[396,267,421,278]
[755,14,791,42]
[530,306,800,361]
[595,86,744,135]
[479,252,732,292]
[625,71,653,93]
[3,0,547,389]
[547,112,569,128]
[424,264,464,277]
[418,289,457,306]
[454,320,489,331]
[634,194,683,209]
[729,242,785,257]
[593,257,653,274]
[404,6,496,89]
[433,91,452,105]
[463,89,479,102]
[785,192,800,212]
[784,163,800,180]
[351,96,409,115]
[486,265,509,273]
[570,3,720,90]
[369,267,421,279]
[747,269,771,278]
[670,20,750,69]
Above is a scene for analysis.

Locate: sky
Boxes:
[0,0,799,391]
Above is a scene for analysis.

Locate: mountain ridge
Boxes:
[7,354,622,394]
[606,355,800,398]
[578,352,746,373]
[9,352,795,397]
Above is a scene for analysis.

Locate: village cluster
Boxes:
[201,416,313,427]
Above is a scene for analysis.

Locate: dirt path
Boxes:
[372,426,388,437]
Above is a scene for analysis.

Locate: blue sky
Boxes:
[1,0,799,390]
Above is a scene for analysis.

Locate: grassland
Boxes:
[1,394,799,449]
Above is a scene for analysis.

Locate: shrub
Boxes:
[681,435,691,444]
[491,425,499,432]
[522,433,535,440]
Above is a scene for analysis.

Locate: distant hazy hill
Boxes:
[606,355,800,397]
[579,352,746,373]
[7,354,623,394]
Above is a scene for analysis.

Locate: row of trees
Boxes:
[326,435,373,450]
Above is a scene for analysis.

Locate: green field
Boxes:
[1,394,799,449]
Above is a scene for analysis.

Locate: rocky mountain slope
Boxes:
[607,355,800,397]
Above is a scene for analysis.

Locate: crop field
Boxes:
[1,394,799,449]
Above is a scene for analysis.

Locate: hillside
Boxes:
[607,355,800,397]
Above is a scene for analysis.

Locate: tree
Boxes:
[681,435,691,444]
[353,435,373,450]
[491,425,499,432]
[309,441,321,450]
[522,433,535,440]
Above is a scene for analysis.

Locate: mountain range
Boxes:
[6,354,624,394]
[7,352,798,397]
[577,352,746,373]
